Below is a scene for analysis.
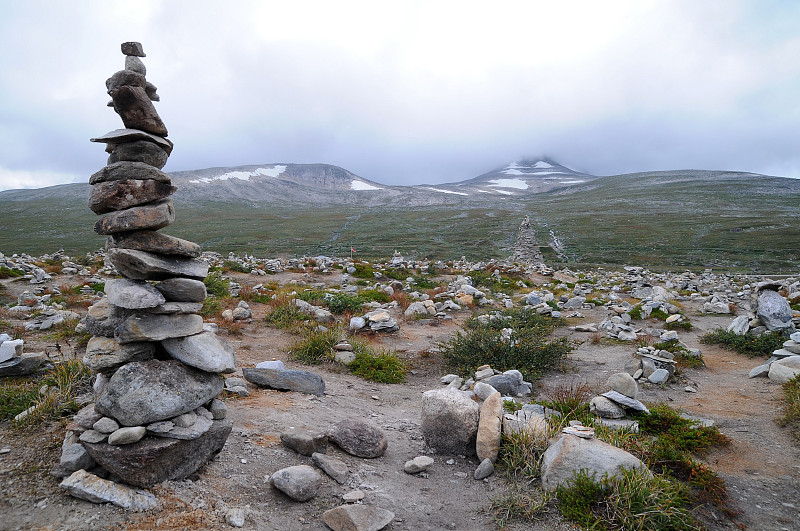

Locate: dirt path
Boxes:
[0,271,798,530]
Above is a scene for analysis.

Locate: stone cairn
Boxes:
[61,42,236,489]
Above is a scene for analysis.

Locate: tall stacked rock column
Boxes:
[80,42,235,488]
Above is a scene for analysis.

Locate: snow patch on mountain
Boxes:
[351,180,382,191]
[424,187,468,196]
[559,180,586,184]
[189,165,286,184]
[533,161,553,169]
[487,178,529,190]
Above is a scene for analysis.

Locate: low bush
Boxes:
[351,263,375,279]
[222,260,250,273]
[358,289,390,304]
[439,308,571,381]
[0,266,25,279]
[348,348,406,383]
[700,328,785,358]
[777,375,800,442]
[556,468,700,531]
[204,269,230,298]
[287,326,340,365]
[264,297,308,330]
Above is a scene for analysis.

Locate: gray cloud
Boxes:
[1,0,799,191]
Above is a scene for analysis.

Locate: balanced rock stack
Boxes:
[74,42,235,488]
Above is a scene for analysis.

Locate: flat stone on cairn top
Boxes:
[121,42,146,57]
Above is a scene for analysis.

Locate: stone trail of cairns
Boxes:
[55,42,236,508]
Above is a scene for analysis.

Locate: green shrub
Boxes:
[352,263,375,279]
[203,269,230,298]
[325,292,364,314]
[665,319,694,331]
[556,468,700,531]
[288,327,340,364]
[777,375,800,442]
[0,379,40,421]
[199,298,223,317]
[223,260,250,273]
[358,289,390,304]
[348,348,406,383]
[264,298,308,330]
[439,308,571,381]
[0,266,24,279]
[700,328,785,358]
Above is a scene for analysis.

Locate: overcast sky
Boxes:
[1,0,799,191]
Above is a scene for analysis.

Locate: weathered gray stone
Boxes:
[89,161,171,186]
[108,231,201,258]
[108,426,146,445]
[151,414,212,440]
[312,452,349,484]
[404,455,434,474]
[83,337,155,375]
[154,277,207,301]
[82,418,231,488]
[105,278,165,309]
[0,339,23,363]
[590,396,626,419]
[768,356,800,384]
[108,248,208,280]
[161,331,236,374]
[108,139,168,168]
[0,352,47,377]
[322,505,395,531]
[270,465,323,502]
[502,409,550,438]
[55,443,96,477]
[648,368,670,384]
[89,179,176,214]
[106,69,168,136]
[94,199,175,235]
[474,458,495,480]
[114,313,203,343]
[783,341,800,355]
[83,298,133,338]
[60,469,158,510]
[757,289,794,332]
[95,359,223,426]
[421,388,480,456]
[146,301,203,315]
[242,367,325,396]
[328,419,388,458]
[281,430,328,456]
[601,390,650,413]
[121,41,146,57]
[607,372,638,399]
[748,356,778,378]
[727,315,750,335]
[541,433,651,491]
[91,129,173,155]
[79,429,108,444]
[482,374,519,396]
[208,399,227,420]
[476,392,502,463]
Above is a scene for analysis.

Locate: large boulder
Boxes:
[95,359,223,426]
[421,388,480,456]
[757,289,794,332]
[270,465,323,502]
[82,418,231,487]
[768,356,800,384]
[161,331,236,374]
[540,433,651,491]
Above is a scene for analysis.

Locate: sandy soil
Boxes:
[0,269,798,531]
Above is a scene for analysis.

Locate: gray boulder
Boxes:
[322,505,395,531]
[541,433,651,491]
[421,388,480,456]
[280,430,328,456]
[0,352,47,377]
[94,199,175,235]
[83,298,133,338]
[88,179,175,214]
[242,368,325,396]
[590,396,626,419]
[312,452,349,484]
[82,418,231,488]
[107,139,169,169]
[482,374,520,396]
[95,359,223,426]
[727,315,750,336]
[606,372,638,399]
[757,289,794,332]
[768,356,800,384]
[327,419,388,458]
[108,230,201,258]
[161,331,236,374]
[270,465,323,502]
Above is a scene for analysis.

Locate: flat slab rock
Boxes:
[107,230,201,258]
[82,418,232,488]
[242,367,325,396]
[114,313,203,343]
[94,199,175,235]
[601,390,650,413]
[95,359,223,426]
[107,248,208,281]
[91,128,174,154]
[161,330,237,374]
[60,469,158,510]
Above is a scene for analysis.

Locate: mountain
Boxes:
[1,158,798,271]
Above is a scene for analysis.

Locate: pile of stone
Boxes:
[56,43,235,496]
[589,372,649,431]
[349,309,400,333]
[0,335,47,377]
[749,331,800,383]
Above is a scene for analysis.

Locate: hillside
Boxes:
[1,161,798,272]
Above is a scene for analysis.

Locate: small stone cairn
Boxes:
[57,43,235,492]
